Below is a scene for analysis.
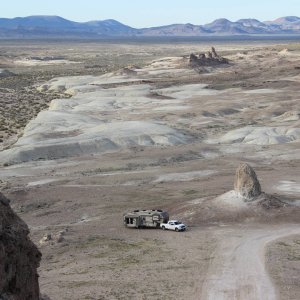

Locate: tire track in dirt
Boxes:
[200,224,300,300]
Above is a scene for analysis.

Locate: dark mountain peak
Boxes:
[0,15,77,29]
[203,18,244,34]
[87,19,123,25]
[140,22,210,36]
[21,15,65,20]
[265,16,300,25]
[238,18,260,22]
[83,19,134,34]
[185,23,195,27]
[275,16,300,23]
[237,18,261,24]
[13,15,73,24]
[206,18,232,26]
[102,19,126,25]
[237,19,266,27]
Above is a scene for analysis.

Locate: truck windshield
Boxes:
[174,221,181,225]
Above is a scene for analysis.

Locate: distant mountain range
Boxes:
[1,15,300,38]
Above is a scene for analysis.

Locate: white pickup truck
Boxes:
[160,220,186,232]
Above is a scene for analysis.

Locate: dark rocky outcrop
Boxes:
[189,47,229,68]
[234,163,262,200]
[254,193,287,209]
[211,47,218,58]
[0,69,15,78]
[0,192,41,300]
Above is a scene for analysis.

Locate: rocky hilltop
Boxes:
[0,192,41,300]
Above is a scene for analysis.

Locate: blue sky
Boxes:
[1,0,300,27]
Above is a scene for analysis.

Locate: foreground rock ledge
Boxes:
[0,192,41,300]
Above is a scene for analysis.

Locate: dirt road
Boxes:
[200,225,300,300]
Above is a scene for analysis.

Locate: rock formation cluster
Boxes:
[0,192,41,300]
[189,47,229,67]
[234,163,262,200]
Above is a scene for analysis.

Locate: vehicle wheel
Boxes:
[162,226,165,230]
[175,228,178,232]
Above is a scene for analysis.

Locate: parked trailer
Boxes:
[123,209,169,229]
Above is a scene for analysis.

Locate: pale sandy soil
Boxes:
[0,40,300,299]
[200,225,300,300]
[267,234,300,300]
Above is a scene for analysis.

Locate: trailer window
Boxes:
[126,218,134,224]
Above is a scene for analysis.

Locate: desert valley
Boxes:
[0,37,300,300]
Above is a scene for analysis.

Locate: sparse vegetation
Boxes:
[0,76,68,147]
[267,235,300,300]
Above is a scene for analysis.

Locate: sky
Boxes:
[1,0,300,28]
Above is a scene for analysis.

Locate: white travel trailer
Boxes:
[123,209,169,229]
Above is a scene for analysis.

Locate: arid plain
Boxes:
[0,39,300,300]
